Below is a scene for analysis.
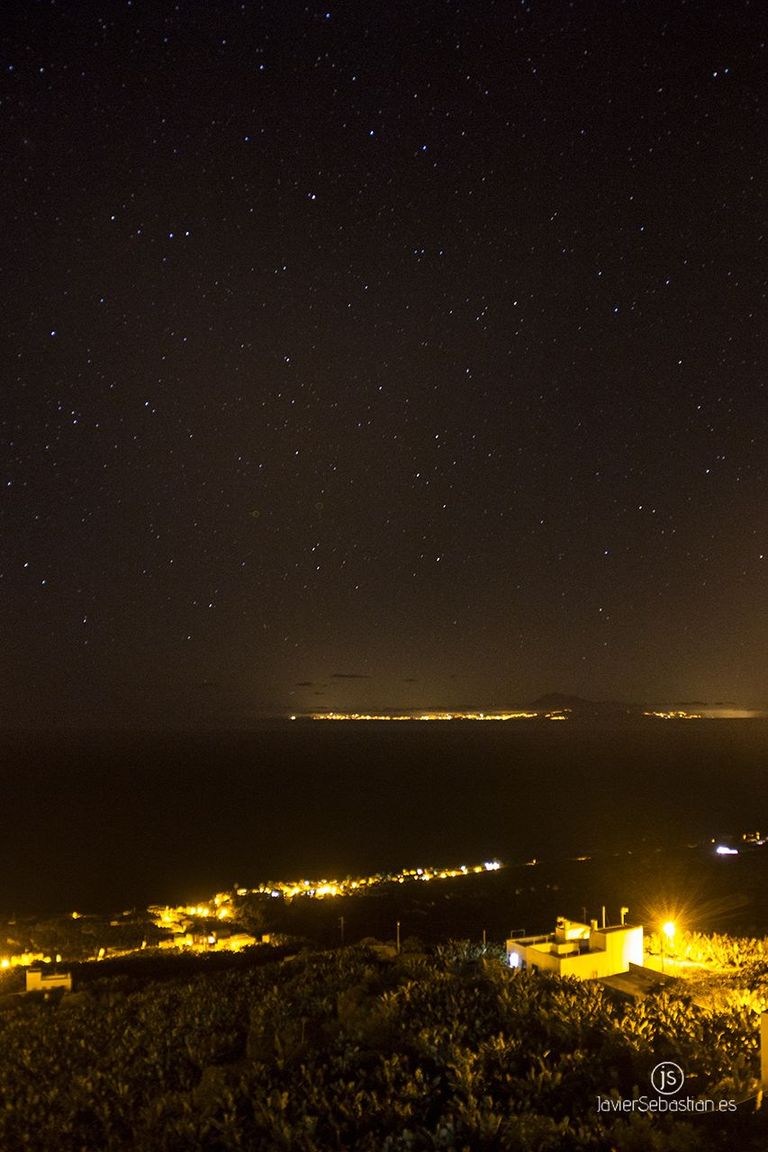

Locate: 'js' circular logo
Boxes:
[650,1061,685,1095]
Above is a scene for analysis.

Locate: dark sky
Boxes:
[2,1,767,724]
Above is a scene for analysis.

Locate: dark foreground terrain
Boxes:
[1,942,766,1151]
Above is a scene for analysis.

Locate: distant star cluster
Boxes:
[2,1,767,723]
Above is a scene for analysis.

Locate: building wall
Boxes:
[590,926,643,970]
[26,969,72,993]
[509,946,605,979]
[507,924,643,980]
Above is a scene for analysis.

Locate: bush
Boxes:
[0,946,764,1150]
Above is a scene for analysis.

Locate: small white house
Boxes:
[506,916,643,980]
[217,932,260,951]
[25,967,72,994]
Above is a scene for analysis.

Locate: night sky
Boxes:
[3,1,767,726]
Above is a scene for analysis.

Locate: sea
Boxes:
[2,720,768,935]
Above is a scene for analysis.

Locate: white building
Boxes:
[158,930,262,951]
[506,916,643,980]
[25,967,72,994]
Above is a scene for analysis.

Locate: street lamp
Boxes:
[661,920,676,973]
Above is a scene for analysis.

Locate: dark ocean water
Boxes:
[2,721,767,919]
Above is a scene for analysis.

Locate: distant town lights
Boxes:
[308,710,539,721]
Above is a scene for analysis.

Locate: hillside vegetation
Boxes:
[1,943,766,1150]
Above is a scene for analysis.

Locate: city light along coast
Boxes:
[296,708,705,722]
[299,710,541,721]
[154,858,505,922]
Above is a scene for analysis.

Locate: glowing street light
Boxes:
[661,920,676,973]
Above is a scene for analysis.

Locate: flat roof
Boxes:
[594,923,639,933]
[598,966,675,1000]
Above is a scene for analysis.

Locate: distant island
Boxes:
[296,692,768,722]
[299,695,709,721]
